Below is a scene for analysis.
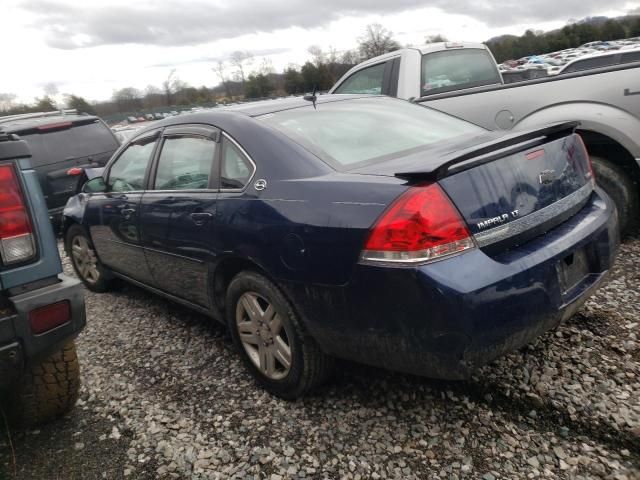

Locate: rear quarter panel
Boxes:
[215,173,407,286]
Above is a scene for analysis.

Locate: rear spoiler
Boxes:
[395,121,579,181]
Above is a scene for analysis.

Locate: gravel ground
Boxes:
[1,238,639,479]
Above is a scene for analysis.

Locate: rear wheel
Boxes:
[65,224,113,292]
[226,271,333,399]
[7,341,80,427]
[591,156,639,237]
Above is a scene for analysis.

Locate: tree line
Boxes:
[488,16,640,63]
[1,15,639,120]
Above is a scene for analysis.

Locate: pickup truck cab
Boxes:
[0,129,85,426]
[330,43,640,236]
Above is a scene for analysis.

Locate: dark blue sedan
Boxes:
[63,95,619,398]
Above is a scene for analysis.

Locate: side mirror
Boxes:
[82,177,107,194]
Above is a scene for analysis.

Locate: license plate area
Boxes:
[557,247,591,294]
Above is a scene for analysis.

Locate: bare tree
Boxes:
[307,45,325,67]
[213,61,232,99]
[425,34,448,44]
[259,58,275,75]
[162,69,176,105]
[230,51,254,88]
[357,23,401,60]
[0,93,17,112]
[43,82,59,98]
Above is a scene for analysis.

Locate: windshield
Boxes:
[258,97,484,170]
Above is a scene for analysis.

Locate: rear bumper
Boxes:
[286,188,619,379]
[0,274,85,388]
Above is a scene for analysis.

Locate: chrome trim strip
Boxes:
[474,182,593,248]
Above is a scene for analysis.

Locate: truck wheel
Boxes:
[591,156,640,237]
[65,224,113,292]
[226,271,333,399]
[7,341,80,427]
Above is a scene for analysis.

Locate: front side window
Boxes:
[107,137,156,192]
[154,135,216,190]
[333,63,386,95]
[221,137,253,189]
[259,97,483,170]
[421,49,501,96]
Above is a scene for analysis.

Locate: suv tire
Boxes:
[7,341,80,427]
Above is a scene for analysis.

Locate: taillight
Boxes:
[66,167,84,176]
[576,134,596,187]
[0,165,35,264]
[361,184,475,264]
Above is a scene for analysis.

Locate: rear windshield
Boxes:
[19,121,118,166]
[258,98,483,170]
[421,49,501,96]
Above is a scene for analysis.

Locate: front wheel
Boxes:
[65,224,113,292]
[226,271,333,399]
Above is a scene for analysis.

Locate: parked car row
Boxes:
[498,36,640,76]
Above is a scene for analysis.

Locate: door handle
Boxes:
[190,212,213,226]
[121,208,136,220]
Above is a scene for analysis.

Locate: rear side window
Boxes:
[108,137,156,192]
[333,63,386,95]
[562,55,617,74]
[421,49,501,96]
[154,135,216,190]
[621,51,640,63]
[220,137,254,189]
[18,121,118,167]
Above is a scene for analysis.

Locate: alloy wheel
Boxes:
[71,235,100,284]
[235,292,292,380]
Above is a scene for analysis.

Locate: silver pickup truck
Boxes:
[330,43,640,235]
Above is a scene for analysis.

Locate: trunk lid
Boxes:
[352,122,594,251]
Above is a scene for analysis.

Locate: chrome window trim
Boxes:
[474,182,594,248]
[219,132,257,193]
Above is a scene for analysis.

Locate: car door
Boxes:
[86,130,159,284]
[139,125,219,307]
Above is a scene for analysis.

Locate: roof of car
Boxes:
[214,94,371,117]
[124,94,383,141]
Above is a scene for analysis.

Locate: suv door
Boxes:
[139,125,219,307]
[87,130,158,284]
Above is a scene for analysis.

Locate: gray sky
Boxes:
[2,0,639,103]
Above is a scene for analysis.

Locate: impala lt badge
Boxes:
[477,210,519,230]
[538,169,556,185]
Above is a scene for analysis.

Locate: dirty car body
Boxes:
[63,95,618,380]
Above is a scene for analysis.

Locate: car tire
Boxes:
[226,271,333,399]
[65,224,113,292]
[6,341,80,427]
[591,156,640,237]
